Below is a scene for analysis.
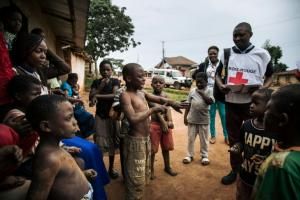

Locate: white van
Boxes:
[152,69,192,89]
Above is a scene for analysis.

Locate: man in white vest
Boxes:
[215,22,273,185]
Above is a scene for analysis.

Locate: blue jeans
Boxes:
[209,100,228,139]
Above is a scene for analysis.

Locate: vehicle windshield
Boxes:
[172,71,183,77]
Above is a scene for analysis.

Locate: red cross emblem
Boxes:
[228,72,248,84]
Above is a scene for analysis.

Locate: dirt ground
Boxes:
[82,89,235,200]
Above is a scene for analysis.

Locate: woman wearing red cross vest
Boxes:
[215,22,273,185]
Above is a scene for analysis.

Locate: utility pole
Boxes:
[162,41,165,59]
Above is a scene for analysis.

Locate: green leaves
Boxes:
[85,0,140,62]
[262,40,287,72]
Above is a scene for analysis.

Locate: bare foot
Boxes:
[164,168,178,176]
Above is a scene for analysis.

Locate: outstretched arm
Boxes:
[46,49,71,78]
[144,92,182,113]
[120,92,167,124]
[26,154,60,200]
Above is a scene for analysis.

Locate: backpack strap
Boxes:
[221,48,231,83]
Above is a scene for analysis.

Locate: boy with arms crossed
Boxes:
[25,95,93,200]
[120,63,182,200]
[149,76,177,179]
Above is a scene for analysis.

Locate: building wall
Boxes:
[278,74,300,86]
[2,0,87,89]
[71,53,86,90]
[11,0,56,52]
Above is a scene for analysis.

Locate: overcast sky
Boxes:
[109,0,300,70]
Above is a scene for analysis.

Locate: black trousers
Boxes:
[225,102,251,171]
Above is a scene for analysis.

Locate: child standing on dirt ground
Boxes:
[25,95,93,200]
[228,88,276,200]
[89,60,120,179]
[183,72,214,165]
[251,84,300,200]
[120,63,182,200]
[149,76,177,180]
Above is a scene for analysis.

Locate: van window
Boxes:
[153,71,164,76]
[167,72,172,77]
[172,71,183,77]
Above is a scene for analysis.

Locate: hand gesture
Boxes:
[219,84,231,94]
[63,146,82,155]
[228,144,241,154]
[169,101,183,114]
[159,118,169,134]
[180,101,190,109]
[84,169,97,180]
[151,105,168,114]
[98,78,110,92]
[89,96,97,107]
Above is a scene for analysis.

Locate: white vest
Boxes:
[220,47,271,104]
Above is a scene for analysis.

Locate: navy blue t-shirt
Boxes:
[239,119,276,185]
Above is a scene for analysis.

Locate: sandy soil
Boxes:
[82,89,235,200]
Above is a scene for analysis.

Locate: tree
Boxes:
[105,58,124,69]
[85,0,140,66]
[262,40,288,72]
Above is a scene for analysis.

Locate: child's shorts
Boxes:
[150,122,174,153]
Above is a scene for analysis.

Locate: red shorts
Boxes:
[150,122,174,153]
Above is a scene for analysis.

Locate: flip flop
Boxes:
[182,156,193,164]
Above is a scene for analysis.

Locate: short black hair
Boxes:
[235,22,252,33]
[272,84,300,119]
[67,73,78,81]
[208,45,219,53]
[7,75,41,99]
[31,28,44,35]
[195,72,208,82]
[151,75,165,83]
[122,63,142,80]
[26,95,68,130]
[254,88,273,102]
[99,60,112,70]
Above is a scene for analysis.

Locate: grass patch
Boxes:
[84,77,188,102]
[144,87,188,102]
[84,76,94,91]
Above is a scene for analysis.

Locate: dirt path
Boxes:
[82,91,235,200]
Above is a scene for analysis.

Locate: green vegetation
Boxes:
[84,76,94,91]
[85,0,140,63]
[144,87,188,102]
[262,40,288,72]
[84,77,188,102]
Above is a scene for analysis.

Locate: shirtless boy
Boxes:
[120,63,182,200]
[25,95,93,200]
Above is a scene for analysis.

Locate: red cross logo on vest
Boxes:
[228,72,248,84]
